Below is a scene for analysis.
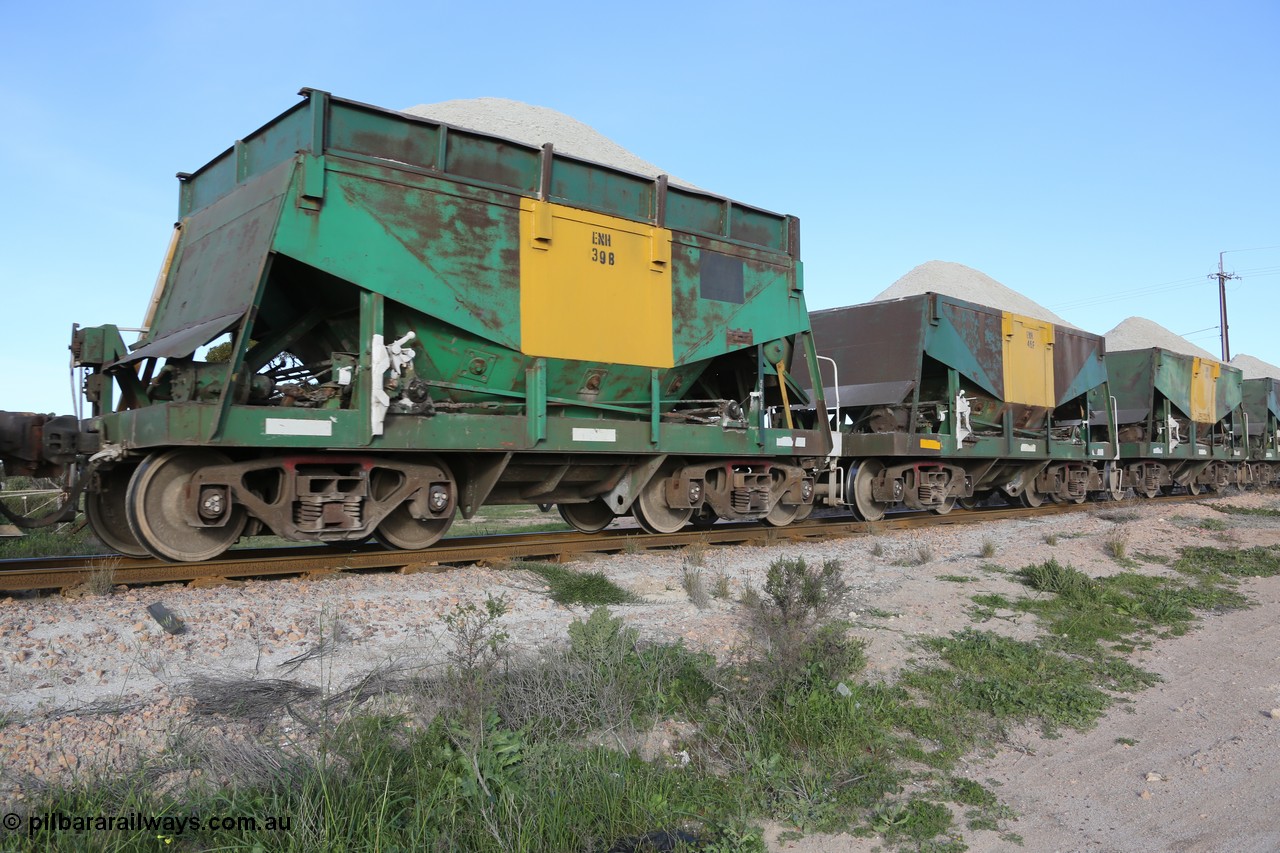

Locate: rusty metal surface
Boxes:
[809,298,927,405]
[1243,377,1280,428]
[1053,326,1108,407]
[0,412,51,476]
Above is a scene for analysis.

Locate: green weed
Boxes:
[1172,545,1280,578]
[520,562,640,606]
[905,629,1118,735]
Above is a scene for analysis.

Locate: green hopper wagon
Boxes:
[12,90,829,560]
[1241,376,1280,485]
[1107,347,1247,495]
[806,292,1118,520]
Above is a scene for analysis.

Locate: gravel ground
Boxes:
[2,492,1278,851]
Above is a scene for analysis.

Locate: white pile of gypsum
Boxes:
[402,98,698,189]
[1230,354,1280,380]
[1103,317,1221,360]
[871,261,1074,327]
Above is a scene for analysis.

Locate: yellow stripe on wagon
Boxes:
[1001,312,1055,408]
[1189,357,1218,424]
[518,198,674,368]
[920,438,942,450]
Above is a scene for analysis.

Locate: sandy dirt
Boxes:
[1,492,1278,851]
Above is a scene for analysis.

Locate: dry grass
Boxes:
[681,567,711,609]
[684,541,708,567]
[184,676,322,721]
[85,557,121,596]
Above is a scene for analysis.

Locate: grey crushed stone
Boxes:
[1230,353,1280,380]
[871,260,1075,327]
[402,98,698,189]
[1104,316,1222,360]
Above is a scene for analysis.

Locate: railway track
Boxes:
[0,497,1189,593]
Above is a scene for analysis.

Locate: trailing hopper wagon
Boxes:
[1239,376,1280,486]
[0,89,830,561]
[1108,348,1247,495]
[804,293,1119,520]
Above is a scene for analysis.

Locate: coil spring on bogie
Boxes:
[731,489,767,513]
[294,496,363,529]
[341,497,361,524]
[918,483,945,504]
[295,498,323,527]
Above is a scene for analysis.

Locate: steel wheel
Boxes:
[1019,486,1044,508]
[851,460,888,522]
[791,500,815,522]
[1186,480,1202,496]
[85,464,149,558]
[763,499,800,527]
[558,499,614,534]
[1099,462,1124,501]
[632,473,692,534]
[126,449,246,562]
[376,460,456,550]
[933,496,957,515]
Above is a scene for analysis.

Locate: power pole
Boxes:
[1210,252,1240,361]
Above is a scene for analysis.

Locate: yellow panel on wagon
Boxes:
[1001,312,1055,409]
[519,198,674,368]
[1190,357,1219,424]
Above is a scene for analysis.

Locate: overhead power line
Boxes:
[1052,275,1212,311]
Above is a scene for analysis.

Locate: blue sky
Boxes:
[1,0,1277,414]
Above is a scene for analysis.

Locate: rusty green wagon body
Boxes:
[1107,348,1247,495]
[1242,377,1280,485]
[12,89,829,560]
[805,293,1118,519]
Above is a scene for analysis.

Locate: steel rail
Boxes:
[0,496,1192,593]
